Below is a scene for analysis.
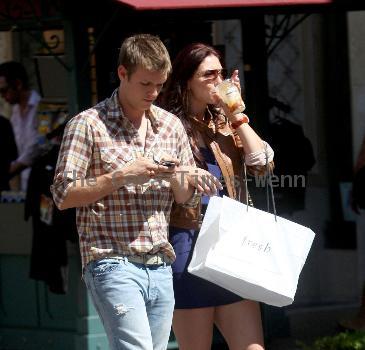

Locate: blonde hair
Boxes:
[118,34,171,76]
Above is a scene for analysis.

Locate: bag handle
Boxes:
[244,144,277,222]
[265,148,277,221]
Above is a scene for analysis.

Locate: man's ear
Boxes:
[117,65,128,81]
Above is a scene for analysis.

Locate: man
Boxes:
[51,34,199,350]
[0,61,41,191]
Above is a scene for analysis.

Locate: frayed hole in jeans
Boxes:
[114,303,135,316]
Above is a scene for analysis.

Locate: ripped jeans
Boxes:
[84,257,174,350]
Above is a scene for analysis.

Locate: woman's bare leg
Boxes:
[172,307,215,350]
[215,300,265,350]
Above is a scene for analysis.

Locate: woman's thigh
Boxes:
[215,300,265,350]
[172,307,215,350]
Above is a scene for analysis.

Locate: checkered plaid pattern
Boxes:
[51,89,195,269]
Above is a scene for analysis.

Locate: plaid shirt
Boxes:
[51,89,195,269]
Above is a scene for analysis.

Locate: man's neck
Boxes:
[118,87,146,127]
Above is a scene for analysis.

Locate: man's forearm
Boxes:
[169,169,194,204]
[58,171,122,210]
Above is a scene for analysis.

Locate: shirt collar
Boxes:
[106,88,160,130]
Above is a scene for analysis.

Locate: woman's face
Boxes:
[187,54,225,107]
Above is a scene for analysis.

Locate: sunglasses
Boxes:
[198,68,227,81]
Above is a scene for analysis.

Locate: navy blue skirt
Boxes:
[170,147,243,309]
[170,225,243,309]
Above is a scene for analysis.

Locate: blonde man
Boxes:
[51,34,211,350]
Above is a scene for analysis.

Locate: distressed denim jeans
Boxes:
[84,257,174,350]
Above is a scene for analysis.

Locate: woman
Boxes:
[161,43,274,350]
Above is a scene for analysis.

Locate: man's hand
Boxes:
[153,154,180,171]
[112,157,177,187]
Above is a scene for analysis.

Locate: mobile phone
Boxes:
[160,160,176,167]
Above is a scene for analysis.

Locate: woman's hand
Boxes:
[213,69,245,122]
[180,166,223,196]
[231,69,241,93]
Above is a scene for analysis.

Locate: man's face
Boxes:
[118,65,167,112]
[0,76,20,105]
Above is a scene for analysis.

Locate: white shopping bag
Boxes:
[188,195,315,307]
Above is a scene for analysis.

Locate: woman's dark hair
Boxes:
[161,43,222,168]
[0,61,29,89]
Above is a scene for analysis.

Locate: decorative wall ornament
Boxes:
[266,14,305,124]
[212,20,245,83]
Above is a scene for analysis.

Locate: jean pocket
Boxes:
[91,258,121,278]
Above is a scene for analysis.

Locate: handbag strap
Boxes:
[243,144,277,222]
[244,157,249,211]
[265,148,277,221]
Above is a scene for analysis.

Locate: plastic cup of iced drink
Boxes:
[216,79,245,115]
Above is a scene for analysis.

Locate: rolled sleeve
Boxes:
[245,141,274,166]
[51,115,93,209]
[245,141,275,177]
[50,175,74,209]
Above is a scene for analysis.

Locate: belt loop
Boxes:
[123,256,128,265]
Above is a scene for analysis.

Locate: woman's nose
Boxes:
[216,75,223,85]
